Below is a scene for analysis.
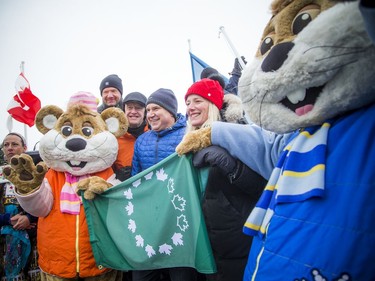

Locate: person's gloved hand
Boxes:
[230,56,247,76]
[193,146,240,181]
[115,166,132,181]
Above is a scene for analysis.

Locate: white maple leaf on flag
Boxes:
[145,245,156,258]
[128,219,136,233]
[167,178,175,193]
[123,188,133,199]
[144,172,153,180]
[132,179,142,188]
[177,214,189,232]
[172,194,186,211]
[159,243,173,255]
[125,202,134,215]
[135,235,144,247]
[171,233,184,246]
[156,168,168,181]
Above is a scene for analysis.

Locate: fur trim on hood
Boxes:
[220,94,247,124]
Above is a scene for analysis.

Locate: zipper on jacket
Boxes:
[76,215,80,273]
[251,246,264,281]
[155,135,160,164]
[251,222,270,280]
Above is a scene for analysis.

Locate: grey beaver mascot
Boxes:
[176,0,375,280]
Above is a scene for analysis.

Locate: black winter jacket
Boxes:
[202,94,267,281]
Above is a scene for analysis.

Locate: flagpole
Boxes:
[218,26,246,69]
[20,61,25,73]
[20,61,28,144]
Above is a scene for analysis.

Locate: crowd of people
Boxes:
[0,56,254,281]
[1,2,374,278]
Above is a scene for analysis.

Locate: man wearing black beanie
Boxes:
[97,74,124,113]
[131,89,196,281]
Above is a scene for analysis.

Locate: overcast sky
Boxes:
[0,0,272,149]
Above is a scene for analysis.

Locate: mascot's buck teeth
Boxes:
[67,160,86,171]
[286,89,305,104]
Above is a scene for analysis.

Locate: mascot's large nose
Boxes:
[66,138,87,152]
[261,42,294,72]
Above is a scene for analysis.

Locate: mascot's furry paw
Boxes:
[176,127,212,156]
[77,176,113,200]
[2,153,48,194]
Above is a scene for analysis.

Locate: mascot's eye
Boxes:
[292,5,320,35]
[260,37,274,55]
[82,127,94,137]
[61,126,73,137]
[292,12,312,34]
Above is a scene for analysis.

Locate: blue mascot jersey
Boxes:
[244,103,375,281]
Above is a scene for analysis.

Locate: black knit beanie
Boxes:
[200,67,219,79]
[206,73,226,89]
[99,74,123,96]
[146,88,178,119]
[123,92,147,107]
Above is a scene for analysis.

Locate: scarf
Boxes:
[128,121,147,138]
[60,173,88,214]
[243,121,331,236]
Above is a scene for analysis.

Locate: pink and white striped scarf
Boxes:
[60,173,88,214]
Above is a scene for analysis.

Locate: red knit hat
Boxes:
[185,78,224,110]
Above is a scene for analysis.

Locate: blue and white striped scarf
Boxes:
[243,122,331,236]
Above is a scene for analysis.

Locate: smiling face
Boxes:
[124,102,145,128]
[146,103,175,132]
[185,94,210,128]
[239,1,375,133]
[102,87,122,107]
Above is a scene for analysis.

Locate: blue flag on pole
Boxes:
[81,153,216,273]
[189,52,209,82]
[189,52,229,84]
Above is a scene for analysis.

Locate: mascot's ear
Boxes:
[101,107,129,137]
[35,105,64,135]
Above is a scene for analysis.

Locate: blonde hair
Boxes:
[186,102,221,133]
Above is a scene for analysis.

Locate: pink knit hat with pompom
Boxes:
[68,91,98,112]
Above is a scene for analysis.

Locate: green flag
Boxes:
[81,153,216,273]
